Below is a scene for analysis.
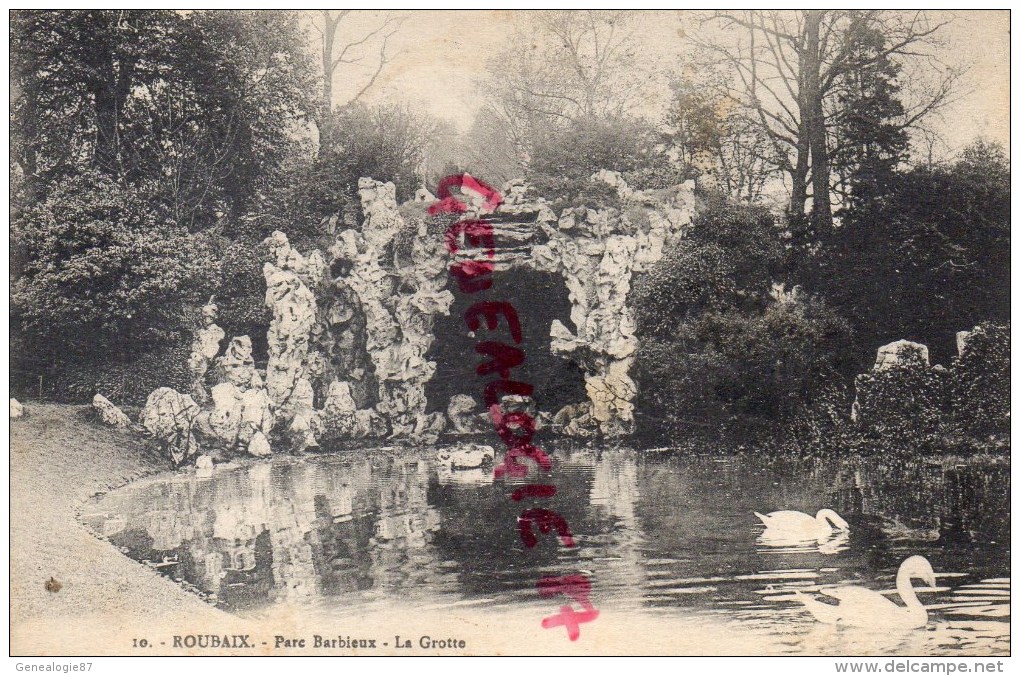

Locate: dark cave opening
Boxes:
[425,268,588,419]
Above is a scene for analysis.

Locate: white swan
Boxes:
[754,509,850,538]
[797,555,937,629]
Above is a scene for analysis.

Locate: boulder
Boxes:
[206,382,275,453]
[92,393,131,428]
[446,394,489,434]
[141,388,200,466]
[874,340,930,371]
[956,330,973,358]
[217,336,262,390]
[10,398,23,419]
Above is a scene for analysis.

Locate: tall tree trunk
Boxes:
[91,13,137,178]
[803,11,833,231]
[317,12,339,154]
[789,27,812,231]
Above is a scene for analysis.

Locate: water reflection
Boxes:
[81,450,1009,655]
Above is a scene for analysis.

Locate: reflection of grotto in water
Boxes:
[81,450,1009,655]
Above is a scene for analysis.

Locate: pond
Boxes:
[80,447,1009,655]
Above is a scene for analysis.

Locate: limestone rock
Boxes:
[320,381,376,439]
[217,336,262,390]
[413,187,436,203]
[92,393,131,428]
[335,185,455,440]
[10,398,23,419]
[206,382,275,453]
[141,388,200,466]
[263,233,319,449]
[447,394,489,434]
[528,180,695,437]
[874,340,930,371]
[358,178,403,250]
[553,401,598,438]
[247,431,272,457]
[592,169,636,200]
[956,330,973,357]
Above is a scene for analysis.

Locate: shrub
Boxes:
[634,299,853,444]
[949,321,1010,440]
[47,342,193,406]
[11,170,215,361]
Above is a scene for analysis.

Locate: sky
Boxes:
[321,10,1009,157]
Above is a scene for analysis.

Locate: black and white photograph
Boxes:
[7,8,1011,660]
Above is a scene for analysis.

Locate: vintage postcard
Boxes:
[8,9,1010,660]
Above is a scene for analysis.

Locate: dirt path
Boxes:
[10,402,230,654]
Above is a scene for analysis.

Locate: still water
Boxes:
[81,447,1009,655]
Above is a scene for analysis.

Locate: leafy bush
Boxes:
[527,115,669,205]
[634,300,852,444]
[11,170,216,361]
[949,321,1009,440]
[48,342,194,406]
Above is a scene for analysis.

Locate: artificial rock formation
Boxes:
[263,231,321,450]
[530,172,696,436]
[143,170,699,452]
[329,178,454,440]
[92,393,131,428]
[141,387,200,466]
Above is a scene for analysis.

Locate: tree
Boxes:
[631,198,851,443]
[663,75,782,201]
[807,140,1010,367]
[309,10,404,145]
[697,10,958,232]
[11,10,181,182]
[11,10,316,228]
[132,10,316,227]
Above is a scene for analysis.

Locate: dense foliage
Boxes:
[9,10,1008,456]
[806,141,1010,368]
[632,200,853,444]
[525,116,677,207]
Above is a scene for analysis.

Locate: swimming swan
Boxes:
[797,555,937,629]
[754,509,850,538]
